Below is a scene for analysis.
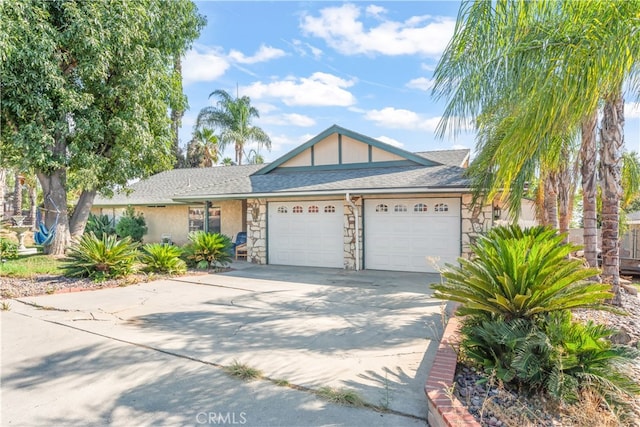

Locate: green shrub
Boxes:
[140,243,186,274]
[0,238,19,260]
[182,231,232,270]
[63,232,139,282]
[85,213,116,239]
[462,312,640,408]
[115,206,147,242]
[432,225,611,321]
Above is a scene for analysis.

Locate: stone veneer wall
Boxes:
[343,198,362,270]
[460,194,493,258]
[246,198,267,264]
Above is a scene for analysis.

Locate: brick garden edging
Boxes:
[424,315,481,427]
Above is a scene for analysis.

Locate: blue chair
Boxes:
[232,231,247,260]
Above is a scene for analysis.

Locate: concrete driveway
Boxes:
[1,264,446,426]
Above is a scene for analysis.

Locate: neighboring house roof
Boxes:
[415,149,470,168]
[93,125,471,207]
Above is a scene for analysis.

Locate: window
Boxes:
[292,205,303,213]
[414,203,428,212]
[375,204,388,212]
[324,205,336,213]
[189,205,221,233]
[394,204,407,212]
[277,206,288,214]
[308,205,319,213]
[434,203,449,212]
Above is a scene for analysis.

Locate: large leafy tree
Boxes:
[433,0,640,304]
[1,0,204,254]
[196,89,271,165]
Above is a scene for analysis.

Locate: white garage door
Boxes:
[268,201,344,268]
[364,198,460,273]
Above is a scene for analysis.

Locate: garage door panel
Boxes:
[365,198,461,273]
[268,201,343,268]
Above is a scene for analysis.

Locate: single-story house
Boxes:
[93,124,506,273]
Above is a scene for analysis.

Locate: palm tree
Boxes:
[432,0,640,304]
[196,89,271,165]
[191,127,221,167]
[245,149,265,165]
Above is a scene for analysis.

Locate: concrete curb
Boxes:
[424,316,481,427]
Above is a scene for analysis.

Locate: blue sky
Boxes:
[180,1,640,162]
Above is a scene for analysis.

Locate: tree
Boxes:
[432,0,640,304]
[0,169,6,221]
[1,0,205,254]
[196,89,271,165]
[191,127,222,167]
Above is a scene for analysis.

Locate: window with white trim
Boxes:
[414,203,428,212]
[277,206,288,214]
[292,206,303,213]
[376,204,388,212]
[324,205,336,213]
[189,205,221,233]
[394,204,407,212]
[434,203,449,212]
[308,205,319,213]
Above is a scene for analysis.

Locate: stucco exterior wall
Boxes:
[93,200,245,246]
[280,149,311,167]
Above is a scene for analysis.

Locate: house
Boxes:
[92,125,499,273]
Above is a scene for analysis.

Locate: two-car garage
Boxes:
[267,197,461,273]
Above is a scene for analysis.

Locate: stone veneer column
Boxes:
[343,198,362,270]
[246,198,267,264]
[460,194,493,258]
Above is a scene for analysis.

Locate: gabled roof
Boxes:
[253,124,440,175]
[171,164,469,201]
[415,149,470,168]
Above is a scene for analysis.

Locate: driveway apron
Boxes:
[1,264,445,426]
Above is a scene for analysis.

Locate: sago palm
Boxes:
[431,225,611,320]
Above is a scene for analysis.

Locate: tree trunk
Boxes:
[69,189,97,239]
[170,56,184,168]
[557,160,572,240]
[37,169,70,256]
[543,172,559,229]
[235,142,243,166]
[0,168,6,222]
[28,182,37,231]
[13,171,22,216]
[600,97,624,306]
[581,111,599,268]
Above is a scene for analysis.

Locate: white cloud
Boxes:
[421,62,436,72]
[253,102,278,114]
[182,46,230,85]
[366,5,386,18]
[626,102,640,119]
[228,44,286,64]
[365,107,441,131]
[451,144,468,150]
[376,135,404,148]
[259,113,316,127]
[301,4,455,57]
[242,72,356,107]
[291,39,324,59]
[406,77,435,91]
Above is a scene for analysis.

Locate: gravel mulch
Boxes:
[0,270,212,299]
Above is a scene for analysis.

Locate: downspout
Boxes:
[346,193,360,271]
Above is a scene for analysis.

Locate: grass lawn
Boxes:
[0,254,64,278]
